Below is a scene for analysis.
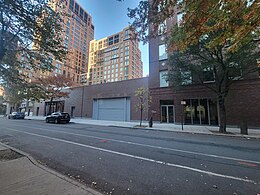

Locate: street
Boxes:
[0,118,259,195]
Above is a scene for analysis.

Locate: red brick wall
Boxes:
[149,79,260,128]
[64,77,149,120]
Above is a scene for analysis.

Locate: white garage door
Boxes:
[92,97,130,121]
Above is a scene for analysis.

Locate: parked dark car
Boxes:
[45,112,70,124]
[8,112,25,119]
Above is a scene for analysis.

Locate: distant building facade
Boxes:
[20,0,95,84]
[81,27,143,85]
[33,77,149,121]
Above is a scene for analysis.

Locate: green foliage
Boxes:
[129,0,259,133]
[128,0,260,52]
[3,81,46,106]
[135,87,152,110]
[135,87,152,126]
[0,0,67,83]
[167,39,259,94]
[4,74,73,113]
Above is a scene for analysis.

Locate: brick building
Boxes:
[21,0,94,84]
[148,5,260,128]
[33,77,149,121]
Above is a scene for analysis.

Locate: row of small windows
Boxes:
[69,0,89,24]
[157,12,183,36]
[159,67,244,88]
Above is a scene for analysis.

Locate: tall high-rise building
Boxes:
[82,27,143,85]
[25,0,95,84]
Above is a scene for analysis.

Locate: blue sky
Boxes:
[77,0,149,77]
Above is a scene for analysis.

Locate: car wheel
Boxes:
[46,118,49,123]
[66,121,69,123]
[54,119,59,124]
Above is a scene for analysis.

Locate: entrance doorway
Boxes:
[161,105,174,123]
[71,106,75,118]
[36,107,39,116]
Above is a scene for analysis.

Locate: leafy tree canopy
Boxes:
[0,0,67,83]
[128,0,259,53]
[128,0,259,133]
[3,81,45,110]
[36,74,74,101]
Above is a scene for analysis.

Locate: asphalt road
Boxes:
[0,118,260,195]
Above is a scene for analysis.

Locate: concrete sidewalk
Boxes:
[0,143,102,195]
[25,116,260,139]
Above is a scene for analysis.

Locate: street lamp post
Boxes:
[181,100,186,130]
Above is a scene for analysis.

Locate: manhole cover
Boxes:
[0,149,23,161]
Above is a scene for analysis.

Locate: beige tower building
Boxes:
[83,27,143,85]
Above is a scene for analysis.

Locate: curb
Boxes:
[108,125,260,139]
[0,142,103,195]
[24,117,260,139]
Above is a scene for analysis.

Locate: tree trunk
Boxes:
[218,96,227,133]
[140,105,143,127]
[15,103,19,112]
[48,97,53,115]
[25,100,29,116]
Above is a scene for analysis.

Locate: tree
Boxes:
[128,0,260,133]
[36,75,73,115]
[0,95,6,115]
[135,87,152,127]
[0,0,67,83]
[3,80,46,113]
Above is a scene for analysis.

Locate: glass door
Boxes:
[161,105,174,123]
[168,106,174,123]
[161,106,167,123]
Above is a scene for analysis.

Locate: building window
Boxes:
[84,12,88,22]
[158,20,167,35]
[125,30,130,40]
[80,8,84,18]
[228,63,242,80]
[125,66,129,75]
[108,37,113,46]
[69,0,74,10]
[114,34,119,44]
[159,44,168,60]
[181,71,192,85]
[177,12,183,27]
[160,71,169,87]
[74,3,79,14]
[203,68,215,83]
[184,99,219,126]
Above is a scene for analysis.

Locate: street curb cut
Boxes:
[0,142,103,195]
